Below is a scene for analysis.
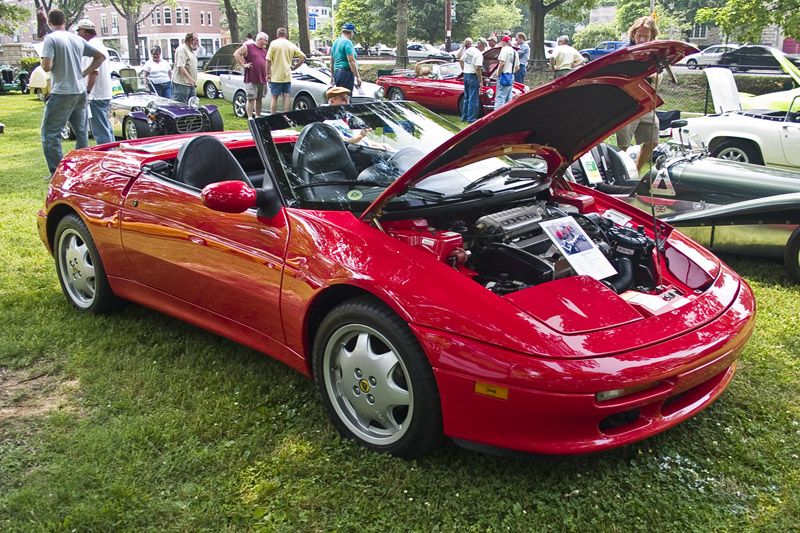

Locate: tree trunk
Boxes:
[222,0,240,43]
[296,0,310,54]
[395,0,408,69]
[261,0,288,41]
[126,12,140,65]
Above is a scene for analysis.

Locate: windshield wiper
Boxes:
[463,167,511,192]
[293,179,386,190]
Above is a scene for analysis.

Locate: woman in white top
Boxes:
[142,45,172,97]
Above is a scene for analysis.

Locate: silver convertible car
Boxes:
[216,45,385,117]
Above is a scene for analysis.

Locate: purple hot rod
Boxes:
[62,77,224,141]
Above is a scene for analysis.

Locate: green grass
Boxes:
[1,90,799,532]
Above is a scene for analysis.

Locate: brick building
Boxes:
[1,0,222,63]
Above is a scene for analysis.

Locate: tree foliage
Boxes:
[0,3,29,35]
[470,0,522,38]
[571,21,618,50]
[527,0,601,65]
[615,0,691,41]
[697,0,800,42]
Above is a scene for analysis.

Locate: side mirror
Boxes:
[202,180,257,213]
[202,180,282,218]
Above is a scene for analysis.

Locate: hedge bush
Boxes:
[21,57,40,73]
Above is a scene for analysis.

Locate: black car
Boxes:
[718,45,800,72]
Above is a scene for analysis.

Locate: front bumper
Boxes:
[414,276,755,455]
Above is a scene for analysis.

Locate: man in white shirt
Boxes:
[494,35,518,109]
[550,35,585,79]
[460,38,486,123]
[76,19,114,145]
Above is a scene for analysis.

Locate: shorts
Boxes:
[245,82,267,99]
[616,110,658,148]
[269,81,291,96]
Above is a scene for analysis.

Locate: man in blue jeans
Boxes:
[460,38,486,123]
[40,9,105,177]
[76,19,115,145]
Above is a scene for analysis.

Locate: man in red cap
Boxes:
[494,35,518,109]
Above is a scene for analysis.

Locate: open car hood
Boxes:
[205,43,241,71]
[359,40,697,221]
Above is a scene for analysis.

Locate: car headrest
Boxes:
[172,135,253,190]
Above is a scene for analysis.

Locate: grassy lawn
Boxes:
[1,90,799,532]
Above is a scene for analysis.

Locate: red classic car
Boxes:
[377,47,528,116]
[39,41,755,459]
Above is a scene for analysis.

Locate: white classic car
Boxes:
[673,68,800,169]
[676,44,739,70]
[28,46,131,100]
[220,57,385,118]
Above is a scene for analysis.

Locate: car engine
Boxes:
[385,201,658,296]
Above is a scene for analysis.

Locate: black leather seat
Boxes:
[172,135,253,189]
[291,122,358,184]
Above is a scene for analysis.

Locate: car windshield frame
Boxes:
[251,101,551,213]
[113,76,157,96]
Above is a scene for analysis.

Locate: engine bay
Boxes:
[384,194,662,297]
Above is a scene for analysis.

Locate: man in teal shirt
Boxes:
[329,23,361,92]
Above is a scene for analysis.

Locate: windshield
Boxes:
[115,77,156,96]
[253,101,549,212]
[438,63,462,78]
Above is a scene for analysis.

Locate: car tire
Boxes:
[54,214,124,313]
[387,87,405,101]
[61,122,75,140]
[582,53,592,63]
[35,88,45,101]
[20,77,29,94]
[293,94,316,111]
[785,227,800,284]
[687,59,698,70]
[204,81,219,99]
[233,90,247,118]
[208,109,224,131]
[312,296,444,459]
[711,139,763,165]
[123,117,150,140]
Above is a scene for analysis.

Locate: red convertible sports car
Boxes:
[39,41,755,458]
[377,47,528,116]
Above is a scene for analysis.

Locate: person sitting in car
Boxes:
[324,87,390,150]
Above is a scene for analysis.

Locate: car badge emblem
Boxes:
[650,168,676,197]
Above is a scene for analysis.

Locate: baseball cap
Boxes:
[488,35,497,41]
[501,35,512,42]
[326,86,351,100]
[342,23,357,34]
[476,38,489,47]
[76,19,95,30]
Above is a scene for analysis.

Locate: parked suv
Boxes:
[579,41,627,62]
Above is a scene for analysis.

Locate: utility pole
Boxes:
[445,0,452,53]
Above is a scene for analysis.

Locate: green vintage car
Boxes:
[0,65,30,94]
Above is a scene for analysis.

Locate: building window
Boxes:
[207,12,212,26]
[176,8,182,24]
[101,14,108,34]
[692,24,707,39]
[156,9,161,25]
[184,8,189,25]
[164,8,171,25]
[150,11,154,25]
[200,11,204,25]
[111,14,119,35]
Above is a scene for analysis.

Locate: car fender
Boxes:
[128,111,150,123]
[202,104,219,114]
